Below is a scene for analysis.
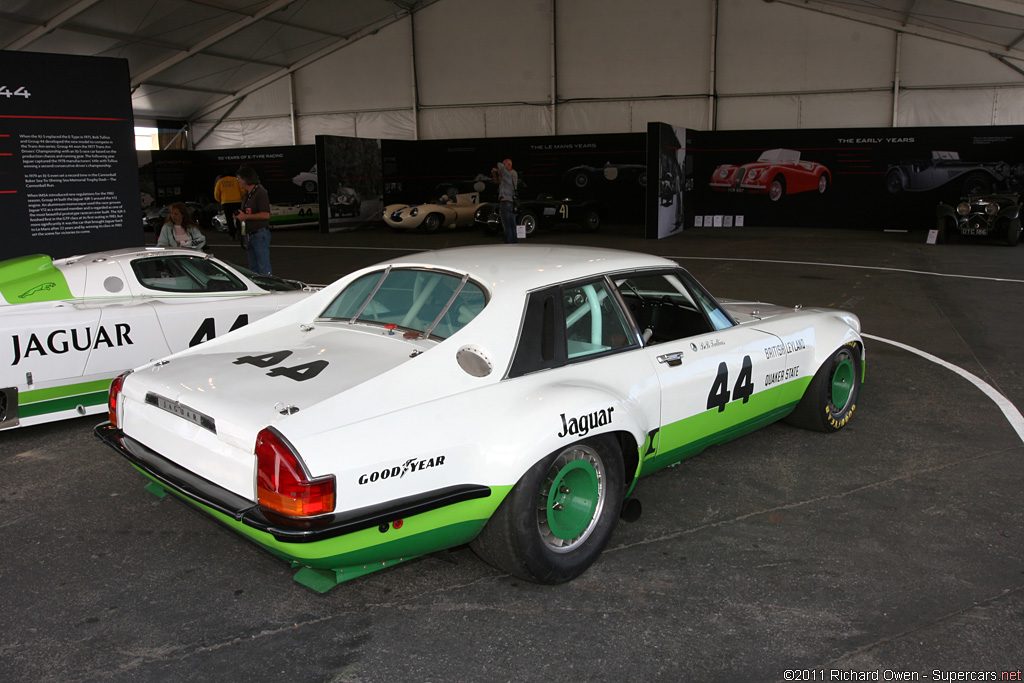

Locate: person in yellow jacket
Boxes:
[214,170,244,240]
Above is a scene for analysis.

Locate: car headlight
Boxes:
[957,202,971,216]
[746,169,761,181]
[409,208,418,217]
[985,202,998,215]
[718,168,729,178]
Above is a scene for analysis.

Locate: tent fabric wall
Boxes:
[192,0,1024,149]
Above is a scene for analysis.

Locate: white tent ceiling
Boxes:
[2,0,1024,139]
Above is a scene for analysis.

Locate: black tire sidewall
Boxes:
[477,434,624,584]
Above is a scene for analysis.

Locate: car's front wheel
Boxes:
[423,213,442,233]
[817,173,829,194]
[470,435,624,584]
[768,176,786,201]
[1006,218,1021,246]
[582,210,601,232]
[785,343,862,432]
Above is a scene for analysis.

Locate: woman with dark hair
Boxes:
[156,202,207,250]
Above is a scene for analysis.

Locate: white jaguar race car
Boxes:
[1,248,317,429]
[384,192,481,232]
[96,245,864,591]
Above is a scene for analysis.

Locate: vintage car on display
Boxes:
[95,245,864,592]
[0,248,317,430]
[329,187,361,217]
[885,151,1023,196]
[710,148,830,201]
[935,193,1022,246]
[563,162,647,190]
[475,195,604,236]
[384,192,481,232]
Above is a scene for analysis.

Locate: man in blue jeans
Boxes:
[236,165,273,275]
[492,158,519,244]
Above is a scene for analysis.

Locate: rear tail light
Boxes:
[256,427,335,518]
[108,372,130,428]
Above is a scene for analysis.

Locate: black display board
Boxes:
[688,125,1024,231]
[1,50,140,260]
[381,132,647,225]
[145,144,317,207]
[316,135,383,233]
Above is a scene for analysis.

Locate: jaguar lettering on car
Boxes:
[10,324,133,365]
[557,406,615,438]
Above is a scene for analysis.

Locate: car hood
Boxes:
[720,300,795,323]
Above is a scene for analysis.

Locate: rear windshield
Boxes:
[318,267,486,340]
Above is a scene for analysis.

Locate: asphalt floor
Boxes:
[2,220,1023,682]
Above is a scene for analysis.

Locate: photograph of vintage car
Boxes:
[475,195,604,236]
[329,187,361,217]
[95,245,864,592]
[0,248,317,429]
[563,162,647,189]
[885,151,1024,196]
[292,164,318,193]
[710,148,831,201]
[384,192,481,232]
[935,193,1022,245]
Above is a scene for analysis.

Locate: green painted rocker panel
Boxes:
[638,376,812,478]
[17,378,113,418]
[136,466,512,570]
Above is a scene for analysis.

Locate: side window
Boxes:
[615,270,734,344]
[132,256,246,293]
[563,279,633,359]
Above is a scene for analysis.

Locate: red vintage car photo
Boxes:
[710,148,831,201]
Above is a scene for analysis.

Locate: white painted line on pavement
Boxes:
[864,332,1024,444]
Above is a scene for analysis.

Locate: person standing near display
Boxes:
[491,158,519,244]
[213,169,243,240]
[155,202,206,250]
[236,165,273,275]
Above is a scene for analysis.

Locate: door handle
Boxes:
[657,351,684,367]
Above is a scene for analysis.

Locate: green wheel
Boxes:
[785,343,862,433]
[471,435,624,583]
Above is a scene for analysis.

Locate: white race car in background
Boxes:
[384,192,481,232]
[97,245,863,591]
[1,248,317,429]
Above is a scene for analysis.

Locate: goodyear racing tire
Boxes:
[785,343,862,433]
[470,435,624,584]
[1006,218,1021,246]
